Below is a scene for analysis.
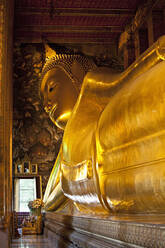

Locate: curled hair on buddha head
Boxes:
[40,44,96,92]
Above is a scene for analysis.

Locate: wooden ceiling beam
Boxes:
[15,7,135,17]
[14,25,123,33]
[14,36,116,44]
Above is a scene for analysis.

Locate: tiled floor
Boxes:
[11,235,51,248]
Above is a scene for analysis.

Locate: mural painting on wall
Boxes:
[13,44,63,194]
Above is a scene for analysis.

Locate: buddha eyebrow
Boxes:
[48,81,58,87]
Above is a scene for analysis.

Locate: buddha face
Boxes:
[40,67,78,130]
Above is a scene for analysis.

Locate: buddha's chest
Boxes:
[62,120,96,164]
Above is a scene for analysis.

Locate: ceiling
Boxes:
[12,0,165,168]
[14,0,165,51]
[13,0,145,45]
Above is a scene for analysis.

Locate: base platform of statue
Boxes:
[44,211,165,248]
[22,215,43,235]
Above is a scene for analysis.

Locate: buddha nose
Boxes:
[44,100,52,113]
[44,105,51,113]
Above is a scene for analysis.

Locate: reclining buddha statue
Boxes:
[41,36,165,214]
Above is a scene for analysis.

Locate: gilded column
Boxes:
[0,0,14,247]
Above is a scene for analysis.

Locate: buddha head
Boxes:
[40,45,96,129]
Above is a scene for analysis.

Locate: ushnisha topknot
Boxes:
[40,44,96,92]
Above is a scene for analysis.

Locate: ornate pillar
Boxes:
[147,12,154,46]
[123,35,135,69]
[118,0,159,65]
[0,0,14,247]
[134,30,140,59]
[123,45,129,69]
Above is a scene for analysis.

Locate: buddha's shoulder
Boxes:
[83,67,121,85]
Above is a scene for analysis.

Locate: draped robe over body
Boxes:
[44,36,165,214]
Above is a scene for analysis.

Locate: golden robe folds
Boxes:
[42,36,165,214]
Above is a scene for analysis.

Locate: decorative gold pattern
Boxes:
[119,0,158,50]
[14,162,38,175]
[44,212,165,248]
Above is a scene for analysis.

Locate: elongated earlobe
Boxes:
[71,61,85,85]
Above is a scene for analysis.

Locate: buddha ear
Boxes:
[71,61,85,83]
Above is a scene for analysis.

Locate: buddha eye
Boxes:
[49,87,53,92]
[48,82,58,93]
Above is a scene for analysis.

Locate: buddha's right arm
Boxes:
[43,146,68,211]
[44,182,68,211]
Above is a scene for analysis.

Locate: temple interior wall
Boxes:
[0,1,165,247]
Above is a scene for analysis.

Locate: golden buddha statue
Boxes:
[41,36,165,214]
